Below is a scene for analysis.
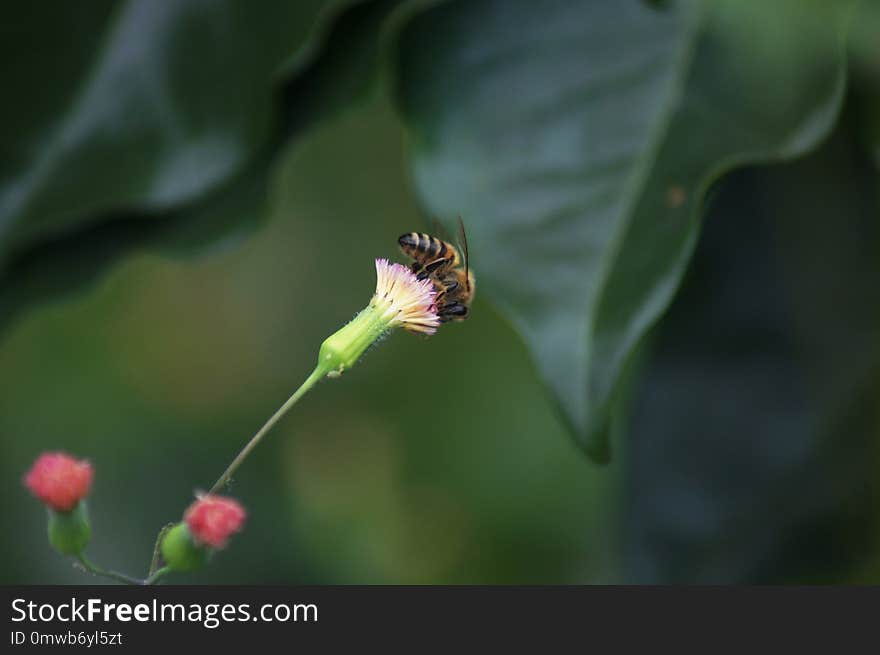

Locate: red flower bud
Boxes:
[184,495,246,549]
[24,452,94,512]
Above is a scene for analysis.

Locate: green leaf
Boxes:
[622,125,880,582]
[1,0,327,248]
[393,0,854,460]
[0,0,407,328]
[849,0,880,170]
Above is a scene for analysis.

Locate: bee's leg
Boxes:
[425,256,454,276]
[442,279,460,294]
[411,263,431,281]
[433,273,460,305]
[438,302,468,323]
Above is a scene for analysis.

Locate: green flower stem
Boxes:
[208,365,327,494]
[77,554,170,586]
[209,301,391,495]
[144,566,171,585]
[76,554,145,586]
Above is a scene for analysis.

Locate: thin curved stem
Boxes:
[131,365,326,587]
[148,523,175,576]
[209,366,326,494]
[144,566,171,586]
[76,554,144,586]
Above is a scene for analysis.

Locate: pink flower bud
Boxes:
[24,452,94,512]
[184,495,246,549]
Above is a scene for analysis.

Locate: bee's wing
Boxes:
[456,214,470,291]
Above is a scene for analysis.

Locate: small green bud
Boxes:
[318,305,389,377]
[47,502,91,555]
[160,523,209,572]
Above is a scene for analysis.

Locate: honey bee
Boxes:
[398,217,475,323]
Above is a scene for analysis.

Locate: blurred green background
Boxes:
[4,0,880,586]
[0,95,615,584]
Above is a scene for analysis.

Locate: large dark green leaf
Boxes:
[0,0,407,328]
[1,0,325,245]
[849,0,880,170]
[394,0,853,460]
[622,126,880,583]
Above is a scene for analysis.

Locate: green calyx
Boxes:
[48,502,91,555]
[317,302,390,377]
[160,523,209,572]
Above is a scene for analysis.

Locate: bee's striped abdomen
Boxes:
[398,232,449,262]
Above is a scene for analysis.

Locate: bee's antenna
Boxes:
[457,214,470,292]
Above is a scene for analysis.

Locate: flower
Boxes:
[209,256,444,497]
[24,452,94,512]
[317,259,439,377]
[371,258,440,335]
[184,495,247,549]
